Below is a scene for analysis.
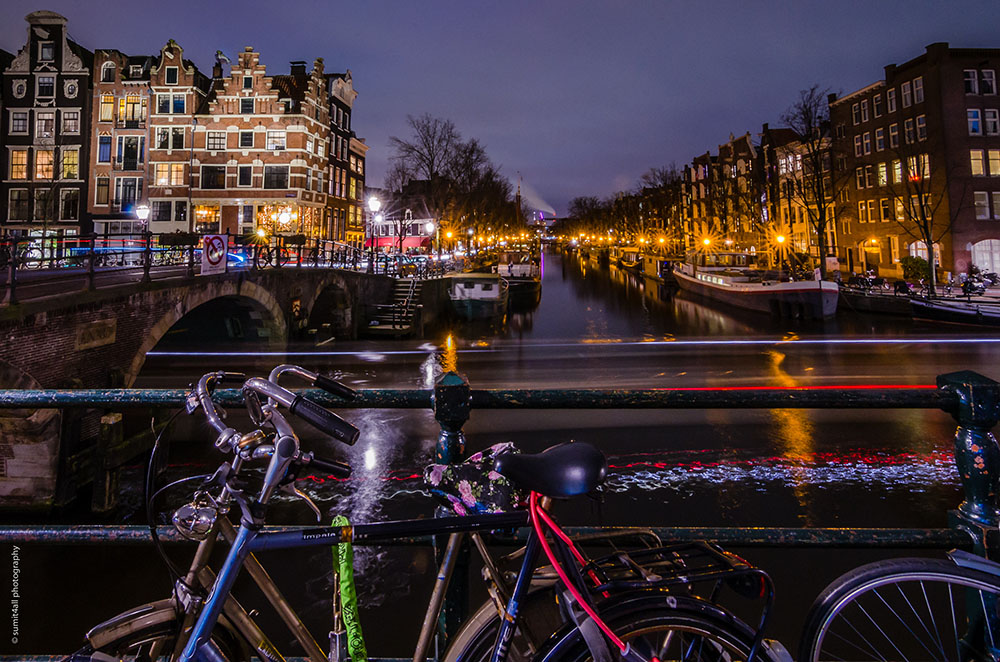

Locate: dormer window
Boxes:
[130,65,142,78]
[165,67,178,85]
[39,42,54,62]
[101,62,115,83]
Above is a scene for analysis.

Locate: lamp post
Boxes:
[425,221,436,259]
[367,196,381,273]
[135,204,152,282]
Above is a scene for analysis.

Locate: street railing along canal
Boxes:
[0,370,996,550]
[0,232,448,305]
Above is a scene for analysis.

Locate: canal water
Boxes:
[11,248,1000,655]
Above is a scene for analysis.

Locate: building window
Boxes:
[994,192,1000,220]
[10,111,28,134]
[36,111,55,138]
[60,190,79,220]
[983,70,996,96]
[37,75,54,97]
[154,164,185,187]
[854,135,862,157]
[38,41,55,62]
[172,94,185,114]
[238,165,252,186]
[858,201,868,223]
[855,167,865,190]
[9,151,28,180]
[165,67,178,85]
[901,81,912,108]
[904,118,915,144]
[201,166,226,189]
[175,201,187,224]
[155,163,170,186]
[916,114,927,141]
[971,150,985,176]
[877,162,888,186]
[263,165,288,189]
[96,176,109,205]
[873,94,883,118]
[863,132,871,155]
[62,149,79,179]
[207,131,226,151]
[887,89,897,113]
[240,98,254,114]
[119,95,144,122]
[151,201,172,222]
[62,110,80,134]
[969,109,983,135]
[156,128,170,149]
[990,150,1000,176]
[243,76,253,89]
[8,190,28,220]
[986,109,1000,136]
[130,65,142,78]
[238,131,254,148]
[860,100,869,123]
[881,198,891,222]
[875,127,885,151]
[266,130,286,150]
[865,165,873,188]
[975,192,991,219]
[33,190,51,220]
[35,150,54,179]
[171,127,184,149]
[889,123,899,148]
[892,159,902,184]
[919,153,931,179]
[157,94,170,114]
[913,77,924,104]
[895,199,905,222]
[170,163,184,185]
[101,62,115,83]
[965,70,979,95]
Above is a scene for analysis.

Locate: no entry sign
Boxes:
[202,234,228,275]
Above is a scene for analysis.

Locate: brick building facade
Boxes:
[2,11,92,241]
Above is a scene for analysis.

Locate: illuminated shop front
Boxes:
[255,203,325,238]
[193,205,221,234]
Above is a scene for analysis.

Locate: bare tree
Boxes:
[779,85,849,278]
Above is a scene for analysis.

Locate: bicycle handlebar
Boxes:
[243,377,359,445]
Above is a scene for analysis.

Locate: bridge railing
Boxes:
[0,369,996,551]
[0,232,455,305]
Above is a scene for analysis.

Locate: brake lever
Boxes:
[280,482,322,522]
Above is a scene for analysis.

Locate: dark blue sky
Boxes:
[4,1,998,215]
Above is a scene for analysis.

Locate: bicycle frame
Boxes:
[179,510,536,662]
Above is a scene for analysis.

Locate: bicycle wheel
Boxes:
[66,608,251,661]
[800,557,1000,662]
[539,593,776,662]
[442,586,563,662]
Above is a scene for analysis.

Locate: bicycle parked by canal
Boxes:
[65,364,781,662]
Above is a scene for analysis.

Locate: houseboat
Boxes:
[446,273,509,320]
[495,249,541,307]
[672,252,839,319]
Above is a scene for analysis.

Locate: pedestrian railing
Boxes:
[0,369,995,551]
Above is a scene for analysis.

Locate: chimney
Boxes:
[290,61,306,77]
[212,62,222,79]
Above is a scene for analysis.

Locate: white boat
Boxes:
[446,273,509,319]
[672,252,839,319]
[495,249,541,307]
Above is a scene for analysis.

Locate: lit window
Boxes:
[35,150,54,179]
[155,163,170,186]
[36,111,55,138]
[877,162,887,186]
[971,150,985,176]
[62,149,79,179]
[9,150,28,179]
[170,164,184,186]
[989,150,1000,176]
[892,159,902,184]
[96,177,109,205]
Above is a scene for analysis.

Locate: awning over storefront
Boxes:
[365,236,432,249]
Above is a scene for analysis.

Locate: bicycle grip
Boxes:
[306,453,352,479]
[315,374,358,401]
[289,395,360,446]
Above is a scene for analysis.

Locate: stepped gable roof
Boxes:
[270,74,307,111]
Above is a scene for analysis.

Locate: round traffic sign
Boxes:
[205,236,226,265]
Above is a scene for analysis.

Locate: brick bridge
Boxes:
[0,267,409,509]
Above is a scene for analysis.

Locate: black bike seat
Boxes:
[494,442,606,497]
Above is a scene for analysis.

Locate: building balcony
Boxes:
[116,119,146,129]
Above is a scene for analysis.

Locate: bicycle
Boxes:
[799,549,1000,662]
[66,364,781,662]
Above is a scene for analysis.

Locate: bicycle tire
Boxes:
[799,557,1000,662]
[537,593,778,662]
[447,592,776,662]
[66,607,251,662]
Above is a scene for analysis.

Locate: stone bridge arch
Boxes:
[126,278,287,386]
[302,271,358,338]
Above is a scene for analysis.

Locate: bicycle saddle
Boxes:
[494,442,606,497]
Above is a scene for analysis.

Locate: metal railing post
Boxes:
[5,236,18,306]
[939,370,1000,555]
[141,231,152,283]
[186,242,195,278]
[432,372,470,465]
[86,233,96,290]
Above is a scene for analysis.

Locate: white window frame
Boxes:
[61,109,80,134]
[983,70,997,96]
[901,81,912,108]
[889,123,899,148]
[854,135,863,157]
[873,94,883,118]
[101,62,115,83]
[860,99,869,122]
[36,75,55,98]
[971,150,985,176]
[887,89,897,113]
[238,165,253,187]
[904,118,915,144]
[875,127,885,151]
[59,189,80,220]
[266,130,286,151]
[969,109,983,135]
[993,192,1000,220]
[207,131,227,151]
[986,109,1000,136]
[863,132,871,155]
[165,66,179,85]
[913,76,924,104]
[38,41,55,63]
[965,69,979,95]
[975,191,990,219]
[989,150,1000,177]
[916,114,927,141]
[9,110,28,135]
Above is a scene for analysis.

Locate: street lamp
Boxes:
[367,196,381,272]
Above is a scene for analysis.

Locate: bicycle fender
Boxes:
[536,592,735,662]
[87,599,178,649]
[948,548,1000,577]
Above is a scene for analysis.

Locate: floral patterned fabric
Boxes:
[424,442,527,516]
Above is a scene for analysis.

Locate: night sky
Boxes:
[3,0,998,215]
